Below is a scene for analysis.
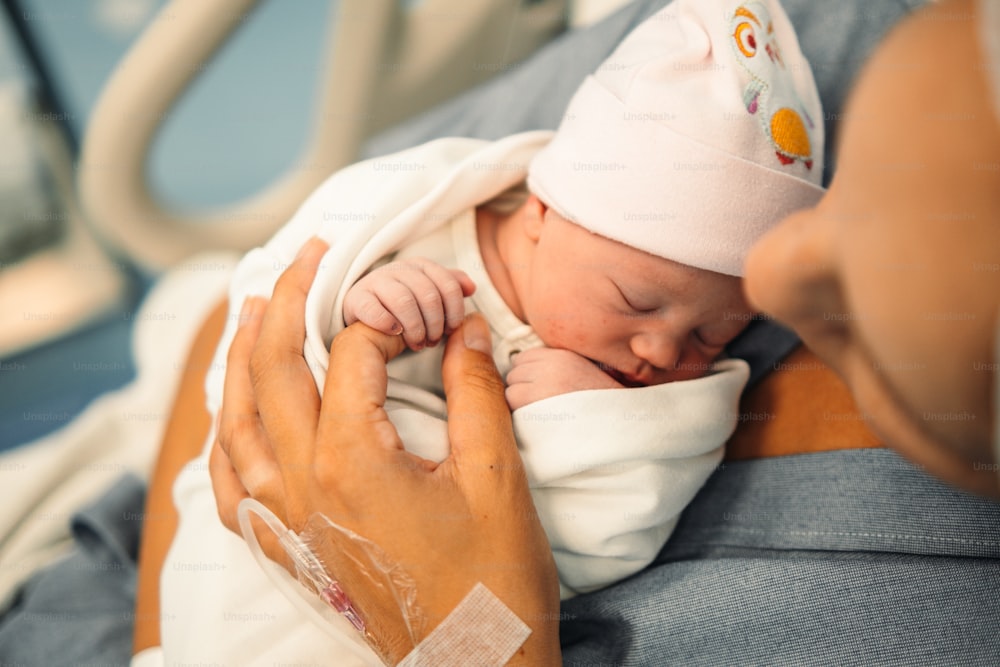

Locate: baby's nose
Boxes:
[632,332,682,372]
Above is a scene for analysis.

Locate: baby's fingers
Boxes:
[375,273,439,348]
[504,376,533,412]
[343,288,403,336]
[508,347,553,368]
[399,260,470,341]
[402,259,476,336]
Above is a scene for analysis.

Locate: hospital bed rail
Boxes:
[78,0,569,272]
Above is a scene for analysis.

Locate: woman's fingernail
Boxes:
[294,238,314,261]
[462,314,492,355]
[238,297,253,326]
[295,236,325,262]
[239,297,265,327]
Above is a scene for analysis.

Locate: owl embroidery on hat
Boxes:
[730,2,815,169]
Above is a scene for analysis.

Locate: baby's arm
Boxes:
[343,257,475,350]
[506,347,623,410]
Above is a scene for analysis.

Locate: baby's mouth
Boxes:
[597,362,645,388]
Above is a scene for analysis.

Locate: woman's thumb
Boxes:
[441,314,521,470]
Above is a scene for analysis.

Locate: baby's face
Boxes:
[518,206,753,386]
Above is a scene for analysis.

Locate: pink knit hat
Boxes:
[527,0,825,276]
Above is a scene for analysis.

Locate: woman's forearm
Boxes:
[132,299,228,654]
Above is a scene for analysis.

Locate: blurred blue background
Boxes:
[3,0,330,206]
[0,0,332,448]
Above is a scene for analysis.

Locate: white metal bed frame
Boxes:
[78,0,568,271]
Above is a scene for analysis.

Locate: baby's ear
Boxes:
[523,194,547,242]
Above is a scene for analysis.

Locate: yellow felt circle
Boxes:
[770,107,811,158]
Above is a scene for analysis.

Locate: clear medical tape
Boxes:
[238,498,530,666]
[238,498,384,664]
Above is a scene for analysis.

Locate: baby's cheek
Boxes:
[674,362,712,383]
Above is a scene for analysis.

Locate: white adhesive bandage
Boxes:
[398,583,532,667]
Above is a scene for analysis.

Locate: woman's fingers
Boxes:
[250,238,328,482]
[214,295,290,527]
[211,295,285,528]
[208,438,294,572]
[208,437,250,532]
[217,297,265,461]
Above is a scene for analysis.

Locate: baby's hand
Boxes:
[505,347,624,410]
[343,257,475,350]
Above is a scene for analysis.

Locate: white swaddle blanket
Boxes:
[156,133,747,665]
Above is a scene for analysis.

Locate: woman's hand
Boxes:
[209,238,561,665]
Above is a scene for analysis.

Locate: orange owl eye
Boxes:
[734,22,757,57]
